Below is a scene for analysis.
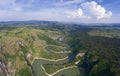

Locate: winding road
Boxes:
[31,37,77,76]
[31,35,82,76]
[32,47,72,76]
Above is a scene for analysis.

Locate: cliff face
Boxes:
[0,45,10,76]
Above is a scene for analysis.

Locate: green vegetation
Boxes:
[0,26,65,76]
[46,46,66,52]
[54,67,80,76]
[39,49,67,59]
[88,28,120,38]
[18,66,33,76]
[66,27,120,76]
[0,23,120,76]
[37,33,60,45]
[19,45,28,54]
[43,65,65,74]
[89,59,115,76]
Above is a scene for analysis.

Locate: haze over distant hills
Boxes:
[0,20,120,27]
[0,0,120,23]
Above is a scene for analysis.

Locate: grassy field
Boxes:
[0,26,85,76]
[17,66,34,76]
[1,24,120,76]
[88,28,120,38]
[32,61,47,76]
[53,66,80,76]
[0,26,64,76]
[39,51,83,75]
[46,45,67,52]
[39,49,67,60]
[43,65,65,74]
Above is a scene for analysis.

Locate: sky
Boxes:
[0,0,120,23]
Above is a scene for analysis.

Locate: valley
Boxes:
[0,22,120,76]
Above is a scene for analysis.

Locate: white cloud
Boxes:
[81,1,112,20]
[56,0,84,6]
[0,0,114,23]
[0,8,67,21]
[12,6,23,11]
[66,1,112,20]
[65,8,82,18]
[65,8,90,19]
[0,0,33,12]
[0,0,22,16]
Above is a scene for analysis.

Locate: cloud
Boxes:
[66,1,112,20]
[55,0,84,6]
[0,0,34,12]
[65,8,90,19]
[81,1,112,20]
[0,0,114,23]
[0,8,67,21]
[65,8,82,18]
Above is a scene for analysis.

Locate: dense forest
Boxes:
[65,27,120,76]
[0,22,120,76]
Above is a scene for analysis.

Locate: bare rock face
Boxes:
[0,45,10,76]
